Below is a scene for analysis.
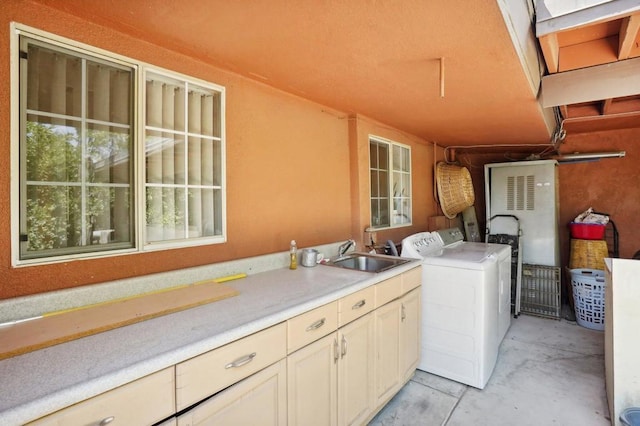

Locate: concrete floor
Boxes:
[370,314,609,426]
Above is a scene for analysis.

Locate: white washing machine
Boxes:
[436,228,513,343]
[401,228,511,389]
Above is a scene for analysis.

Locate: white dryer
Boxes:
[401,228,511,389]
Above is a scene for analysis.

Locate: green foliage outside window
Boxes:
[25,121,131,253]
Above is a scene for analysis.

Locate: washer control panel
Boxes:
[401,231,443,258]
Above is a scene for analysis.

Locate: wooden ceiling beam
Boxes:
[539,33,559,73]
[562,110,640,133]
[558,36,618,72]
[618,13,640,59]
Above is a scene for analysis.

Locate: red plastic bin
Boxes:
[569,222,606,240]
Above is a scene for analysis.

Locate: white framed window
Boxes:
[144,71,224,248]
[369,136,411,229]
[13,25,226,265]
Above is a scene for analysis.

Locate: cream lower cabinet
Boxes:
[375,286,421,408]
[375,298,402,406]
[174,322,287,425]
[287,332,338,425]
[287,286,376,426]
[176,359,287,425]
[399,287,421,383]
[28,267,421,426]
[287,311,376,426]
[28,367,175,426]
[337,311,376,425]
[288,267,421,426]
[176,322,287,412]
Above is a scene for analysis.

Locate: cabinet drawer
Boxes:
[29,367,175,426]
[287,301,338,354]
[402,266,422,293]
[177,359,287,425]
[176,322,286,411]
[375,275,402,307]
[338,286,375,326]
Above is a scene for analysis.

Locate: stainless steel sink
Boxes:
[323,253,410,273]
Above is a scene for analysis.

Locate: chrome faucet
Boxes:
[337,239,355,258]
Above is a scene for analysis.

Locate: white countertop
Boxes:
[0,257,420,425]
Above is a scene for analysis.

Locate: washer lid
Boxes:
[437,244,497,262]
[422,243,500,269]
[445,241,511,257]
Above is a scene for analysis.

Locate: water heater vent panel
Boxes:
[506,175,535,211]
[507,177,514,210]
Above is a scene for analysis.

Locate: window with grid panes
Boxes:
[144,72,224,244]
[369,137,411,229]
[15,27,225,264]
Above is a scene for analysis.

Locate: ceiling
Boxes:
[537,0,640,135]
[34,0,639,149]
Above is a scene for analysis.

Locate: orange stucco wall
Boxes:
[557,128,640,262]
[348,115,440,246]
[465,128,640,265]
[0,1,438,299]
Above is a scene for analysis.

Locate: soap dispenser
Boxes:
[289,240,298,270]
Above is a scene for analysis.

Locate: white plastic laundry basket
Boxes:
[570,269,605,331]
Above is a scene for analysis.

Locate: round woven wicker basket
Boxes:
[436,162,475,219]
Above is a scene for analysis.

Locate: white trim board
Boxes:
[536,0,640,36]
[541,56,640,107]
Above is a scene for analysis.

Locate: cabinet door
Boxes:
[374,300,402,407]
[399,287,421,383]
[338,311,375,426]
[177,359,286,426]
[287,332,338,426]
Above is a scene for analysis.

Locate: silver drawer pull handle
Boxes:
[99,417,115,426]
[352,299,366,310]
[306,318,326,331]
[225,352,257,369]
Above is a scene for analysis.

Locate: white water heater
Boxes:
[484,160,559,267]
